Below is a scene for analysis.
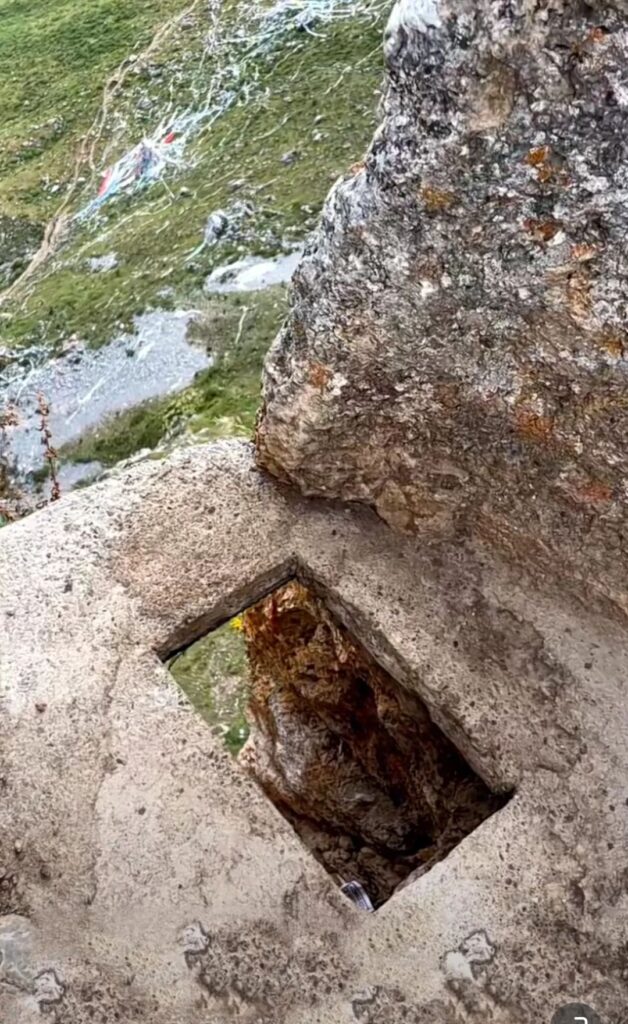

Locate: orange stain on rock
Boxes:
[567,269,592,319]
[524,146,569,185]
[595,330,625,359]
[308,362,333,391]
[420,185,456,212]
[571,242,600,263]
[587,26,608,43]
[515,409,555,443]
[525,146,551,168]
[574,480,614,505]
[523,217,562,242]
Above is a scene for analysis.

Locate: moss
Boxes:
[62,399,172,466]
[0,215,45,287]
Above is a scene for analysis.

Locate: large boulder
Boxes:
[257,0,628,615]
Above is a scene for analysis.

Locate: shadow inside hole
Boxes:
[166,580,511,909]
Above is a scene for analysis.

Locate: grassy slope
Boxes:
[2,0,385,470]
[63,286,287,465]
[4,12,383,349]
[0,0,185,221]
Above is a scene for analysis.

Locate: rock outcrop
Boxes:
[257,0,628,616]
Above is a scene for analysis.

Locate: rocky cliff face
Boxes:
[257,0,628,617]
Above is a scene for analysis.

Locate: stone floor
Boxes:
[1,440,627,1022]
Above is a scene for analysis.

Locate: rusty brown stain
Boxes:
[523,218,562,243]
[587,26,608,43]
[0,403,19,428]
[525,146,551,168]
[350,160,365,175]
[420,185,456,212]
[308,362,332,391]
[574,480,614,505]
[515,409,555,443]
[571,242,600,263]
[572,26,608,59]
[567,269,592,319]
[524,146,569,185]
[595,330,625,359]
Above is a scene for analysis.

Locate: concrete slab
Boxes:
[1,440,627,1022]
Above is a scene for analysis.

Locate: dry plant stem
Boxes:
[36,393,61,502]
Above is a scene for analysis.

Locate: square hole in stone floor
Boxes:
[166,581,509,910]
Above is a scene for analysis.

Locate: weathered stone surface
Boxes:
[257,0,628,616]
[240,580,503,906]
[1,439,628,1020]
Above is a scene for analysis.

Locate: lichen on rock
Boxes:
[257,0,628,616]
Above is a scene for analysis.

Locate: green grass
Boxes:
[59,286,286,467]
[0,0,186,220]
[168,619,250,755]
[2,0,385,503]
[1,5,384,352]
